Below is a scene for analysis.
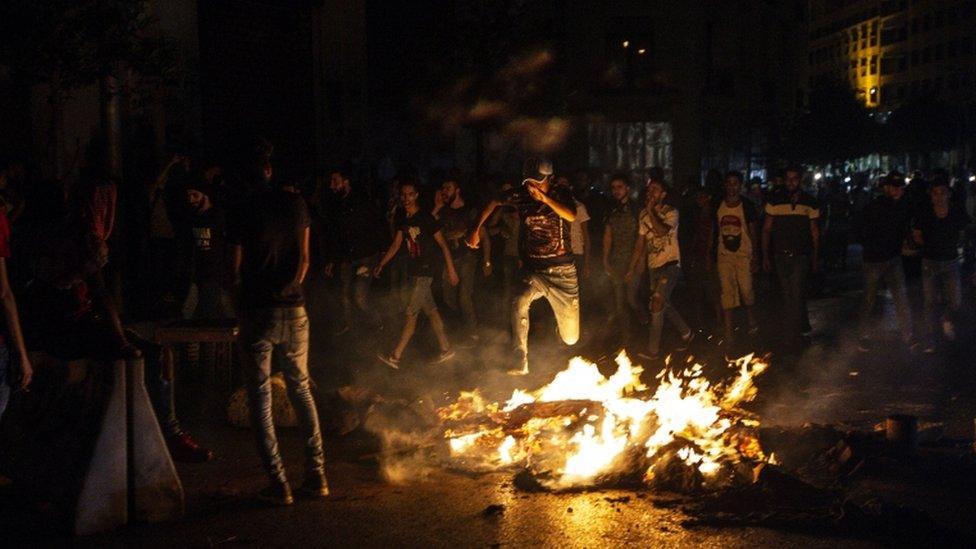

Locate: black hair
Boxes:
[725,170,744,184]
[784,164,805,177]
[329,161,357,182]
[609,172,631,186]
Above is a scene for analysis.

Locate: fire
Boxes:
[438,351,770,490]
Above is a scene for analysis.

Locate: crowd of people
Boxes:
[0,139,974,507]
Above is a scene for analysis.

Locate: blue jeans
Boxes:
[859,257,912,342]
[921,258,962,337]
[0,343,9,421]
[240,307,325,483]
[648,263,689,356]
[513,264,580,356]
[774,253,809,342]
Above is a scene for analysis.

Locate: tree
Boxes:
[0,0,178,178]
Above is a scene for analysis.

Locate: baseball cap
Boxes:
[522,156,554,181]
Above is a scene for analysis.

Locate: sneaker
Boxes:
[167,431,214,463]
[258,481,294,506]
[377,353,401,369]
[430,349,456,364]
[299,473,330,499]
[675,330,695,351]
[941,320,956,341]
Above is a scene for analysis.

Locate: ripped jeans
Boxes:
[239,307,325,483]
[647,263,690,357]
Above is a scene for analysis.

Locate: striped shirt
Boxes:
[764,189,819,255]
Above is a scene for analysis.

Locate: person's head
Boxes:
[329,164,354,196]
[882,171,905,200]
[244,136,273,183]
[609,173,630,201]
[646,179,668,206]
[522,156,553,192]
[572,169,591,192]
[400,180,420,209]
[185,177,214,213]
[441,171,464,204]
[929,177,951,208]
[647,166,666,187]
[724,170,744,199]
[784,165,804,193]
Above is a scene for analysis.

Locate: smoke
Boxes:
[417,49,574,154]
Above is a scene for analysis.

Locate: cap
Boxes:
[185,178,214,197]
[882,171,905,187]
[522,156,554,181]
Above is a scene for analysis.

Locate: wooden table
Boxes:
[154,319,239,392]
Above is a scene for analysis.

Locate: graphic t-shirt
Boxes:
[502,183,576,270]
[916,207,971,261]
[399,210,442,277]
[570,201,590,255]
[187,208,226,286]
[717,198,758,260]
[638,205,680,269]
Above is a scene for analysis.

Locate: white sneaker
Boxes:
[430,349,455,364]
[377,354,400,369]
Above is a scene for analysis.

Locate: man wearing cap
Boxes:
[467,157,578,375]
[856,172,915,352]
[182,178,231,320]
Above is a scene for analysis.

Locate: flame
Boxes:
[438,351,770,490]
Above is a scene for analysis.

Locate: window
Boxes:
[870,55,878,74]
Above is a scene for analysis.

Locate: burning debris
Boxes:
[372,351,773,492]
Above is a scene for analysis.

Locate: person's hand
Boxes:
[119,342,142,360]
[324,263,334,278]
[447,268,460,286]
[483,260,493,277]
[763,256,772,273]
[465,231,481,249]
[16,354,32,391]
[526,183,546,203]
[372,264,384,279]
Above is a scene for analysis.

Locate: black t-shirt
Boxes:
[503,183,576,270]
[438,204,478,258]
[916,207,970,261]
[861,195,910,263]
[399,210,442,277]
[227,187,310,309]
[186,207,226,286]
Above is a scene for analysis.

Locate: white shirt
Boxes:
[639,205,680,269]
[570,200,590,255]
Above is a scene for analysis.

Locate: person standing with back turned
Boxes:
[228,138,328,506]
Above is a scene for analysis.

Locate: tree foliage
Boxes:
[784,82,877,165]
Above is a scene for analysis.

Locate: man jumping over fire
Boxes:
[466,157,578,375]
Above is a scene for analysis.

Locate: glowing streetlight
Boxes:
[814,172,823,181]
[622,40,629,48]
[844,176,852,183]
[637,48,646,55]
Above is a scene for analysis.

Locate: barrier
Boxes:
[74,358,184,536]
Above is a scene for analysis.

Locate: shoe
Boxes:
[167,431,214,463]
[675,330,695,351]
[299,473,330,498]
[941,320,956,341]
[258,481,294,506]
[377,353,401,369]
[332,324,351,336]
[430,349,456,364]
